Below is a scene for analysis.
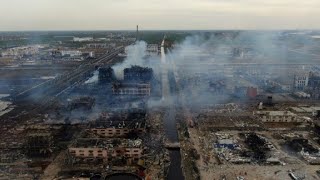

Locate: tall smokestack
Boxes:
[136,25,139,41]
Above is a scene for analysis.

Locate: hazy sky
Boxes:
[0,0,319,30]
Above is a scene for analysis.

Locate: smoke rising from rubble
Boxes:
[113,41,160,79]
[164,33,237,107]
[85,70,99,84]
[73,31,319,113]
[161,31,312,108]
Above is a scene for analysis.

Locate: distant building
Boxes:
[73,37,93,42]
[294,72,309,90]
[86,43,116,49]
[246,87,258,98]
[307,72,320,99]
[293,91,310,99]
[254,111,307,123]
[234,86,247,97]
[146,44,160,55]
[268,77,293,91]
[60,50,82,57]
[234,86,258,98]
[82,51,94,58]
[308,72,320,88]
[1,45,43,58]
[231,47,253,59]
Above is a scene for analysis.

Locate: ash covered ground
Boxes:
[1,30,320,179]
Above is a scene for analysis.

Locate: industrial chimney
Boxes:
[136,25,139,41]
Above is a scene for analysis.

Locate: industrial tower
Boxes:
[136,25,139,41]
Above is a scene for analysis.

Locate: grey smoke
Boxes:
[113,31,318,109]
[113,41,161,79]
[161,31,304,107]
[85,70,99,84]
[113,41,148,79]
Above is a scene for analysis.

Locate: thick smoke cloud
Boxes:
[45,31,320,123]
[113,41,161,79]
[85,31,319,110]
[161,31,318,108]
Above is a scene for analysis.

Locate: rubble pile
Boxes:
[286,138,320,164]
[68,96,95,111]
[244,133,270,162]
[288,138,318,154]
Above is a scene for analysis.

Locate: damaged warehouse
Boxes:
[98,67,116,84]
[124,65,154,83]
[26,132,54,158]
[68,138,144,164]
[112,82,151,96]
[89,111,147,138]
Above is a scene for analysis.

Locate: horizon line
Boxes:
[0,29,320,32]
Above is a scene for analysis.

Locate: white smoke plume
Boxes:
[113,41,148,79]
[85,70,99,84]
[160,31,297,108]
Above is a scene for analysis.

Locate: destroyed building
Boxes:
[98,67,116,84]
[26,132,53,158]
[68,138,143,163]
[287,138,319,154]
[89,111,147,138]
[123,65,154,83]
[68,96,95,111]
[254,111,308,123]
[243,133,270,162]
[112,66,153,97]
[112,82,151,96]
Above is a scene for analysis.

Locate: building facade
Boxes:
[69,148,108,159]
[68,139,143,161]
[254,111,307,123]
[294,72,309,90]
[112,83,151,96]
